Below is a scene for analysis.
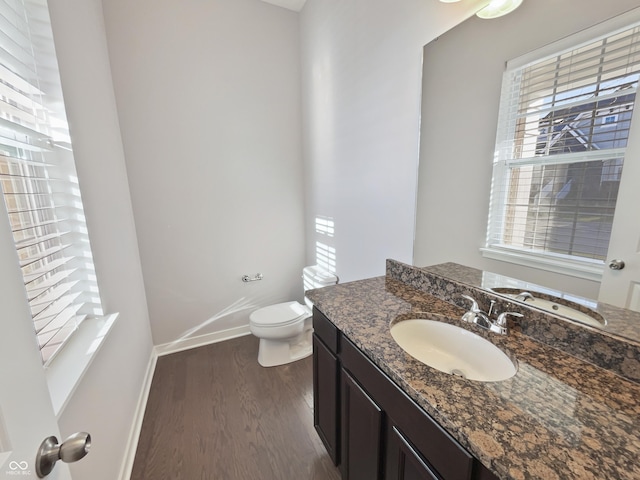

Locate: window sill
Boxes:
[480,246,604,282]
[45,313,119,418]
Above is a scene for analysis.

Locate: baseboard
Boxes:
[118,350,157,480]
[155,324,252,357]
[116,325,251,479]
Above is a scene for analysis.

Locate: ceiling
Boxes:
[260,0,307,12]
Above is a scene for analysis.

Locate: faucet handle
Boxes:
[460,295,482,323]
[515,291,535,302]
[495,311,523,327]
[461,294,481,312]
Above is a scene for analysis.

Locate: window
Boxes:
[484,20,640,278]
[0,0,103,365]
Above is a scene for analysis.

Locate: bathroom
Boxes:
[1,0,639,479]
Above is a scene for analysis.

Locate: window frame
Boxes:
[482,11,640,281]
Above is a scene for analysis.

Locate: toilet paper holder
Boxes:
[242,273,264,283]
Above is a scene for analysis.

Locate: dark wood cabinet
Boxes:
[313,334,340,465]
[312,307,498,480]
[340,369,384,480]
[387,426,439,480]
[340,334,475,480]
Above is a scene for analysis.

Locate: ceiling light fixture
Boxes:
[475,0,523,19]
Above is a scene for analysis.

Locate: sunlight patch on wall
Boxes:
[315,216,336,274]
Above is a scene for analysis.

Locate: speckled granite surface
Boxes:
[306,270,640,480]
[387,260,640,383]
[423,262,640,344]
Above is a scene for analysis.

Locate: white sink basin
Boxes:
[390,319,517,382]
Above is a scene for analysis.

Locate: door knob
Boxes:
[36,432,91,478]
[608,259,625,270]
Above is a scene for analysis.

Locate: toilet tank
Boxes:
[302,265,338,292]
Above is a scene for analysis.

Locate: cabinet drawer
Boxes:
[313,307,338,353]
[341,335,473,480]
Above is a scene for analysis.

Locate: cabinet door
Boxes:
[313,335,340,465]
[341,335,475,480]
[387,426,439,480]
[341,369,384,480]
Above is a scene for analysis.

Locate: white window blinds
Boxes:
[0,0,103,365]
[486,21,640,269]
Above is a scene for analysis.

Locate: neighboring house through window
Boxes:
[483,19,640,279]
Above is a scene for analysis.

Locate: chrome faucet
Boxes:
[460,295,482,323]
[514,291,535,302]
[461,295,523,335]
[493,311,523,335]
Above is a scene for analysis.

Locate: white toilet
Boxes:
[249,266,338,367]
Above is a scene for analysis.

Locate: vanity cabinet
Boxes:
[312,308,499,480]
[312,333,340,464]
[387,425,439,480]
[340,369,384,480]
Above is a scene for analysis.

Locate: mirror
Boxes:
[413,0,640,330]
[422,262,640,345]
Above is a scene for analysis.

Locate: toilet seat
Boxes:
[250,301,310,328]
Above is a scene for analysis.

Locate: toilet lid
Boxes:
[250,301,310,327]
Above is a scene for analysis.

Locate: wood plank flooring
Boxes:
[131,335,342,480]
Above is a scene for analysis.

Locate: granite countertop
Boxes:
[306,275,640,480]
[423,261,640,344]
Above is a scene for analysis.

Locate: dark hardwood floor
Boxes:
[130,335,341,480]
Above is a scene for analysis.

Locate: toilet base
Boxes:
[257,330,313,367]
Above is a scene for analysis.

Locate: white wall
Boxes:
[414,0,640,299]
[299,0,486,282]
[101,0,306,345]
[46,1,154,479]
